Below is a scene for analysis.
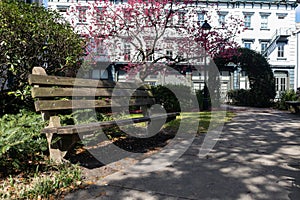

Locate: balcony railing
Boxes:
[262,28,292,57]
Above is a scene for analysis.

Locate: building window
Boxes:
[276,13,287,19]
[242,12,254,29]
[261,15,268,29]
[124,44,131,61]
[197,13,205,26]
[275,72,288,97]
[147,81,156,86]
[92,69,108,79]
[57,5,69,13]
[118,70,127,79]
[219,14,226,26]
[146,48,154,61]
[166,50,173,59]
[220,71,229,76]
[218,11,228,27]
[178,12,185,26]
[96,7,104,24]
[241,71,247,77]
[242,39,254,49]
[244,42,251,49]
[278,44,284,58]
[197,55,204,63]
[244,15,251,28]
[77,6,88,23]
[261,42,268,54]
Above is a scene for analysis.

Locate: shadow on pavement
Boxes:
[66,108,300,200]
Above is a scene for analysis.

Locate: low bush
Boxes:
[0,110,48,174]
[195,88,212,111]
[227,88,273,107]
[151,84,194,112]
[227,89,253,106]
[275,90,298,110]
[215,48,276,107]
[0,110,83,199]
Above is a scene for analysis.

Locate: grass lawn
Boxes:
[147,111,236,135]
[182,111,235,134]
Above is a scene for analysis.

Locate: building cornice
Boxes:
[195,0,298,8]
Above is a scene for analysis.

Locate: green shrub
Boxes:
[151,84,194,112]
[275,90,298,110]
[215,48,276,107]
[228,88,274,107]
[227,89,252,106]
[195,89,211,111]
[0,110,47,174]
[0,0,86,114]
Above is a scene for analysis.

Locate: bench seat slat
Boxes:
[35,98,156,111]
[28,74,150,89]
[42,113,180,135]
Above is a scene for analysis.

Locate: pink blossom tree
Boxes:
[67,0,244,80]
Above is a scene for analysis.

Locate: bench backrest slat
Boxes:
[28,74,150,89]
[34,98,155,111]
[29,69,155,112]
[31,87,151,98]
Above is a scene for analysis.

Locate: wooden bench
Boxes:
[28,67,179,163]
[286,101,300,114]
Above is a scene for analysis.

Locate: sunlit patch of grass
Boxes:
[164,111,236,135]
[102,111,236,138]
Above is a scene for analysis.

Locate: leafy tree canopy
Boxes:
[215,48,276,107]
[0,0,86,114]
[0,0,86,91]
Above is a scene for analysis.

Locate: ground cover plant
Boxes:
[0,163,82,200]
[0,110,82,199]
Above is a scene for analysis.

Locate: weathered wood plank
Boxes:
[28,74,114,87]
[31,87,152,98]
[28,74,150,89]
[41,113,179,134]
[34,98,155,111]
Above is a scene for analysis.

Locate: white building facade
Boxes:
[47,0,299,99]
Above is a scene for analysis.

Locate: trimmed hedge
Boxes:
[151,84,195,112]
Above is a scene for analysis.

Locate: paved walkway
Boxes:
[65,107,300,200]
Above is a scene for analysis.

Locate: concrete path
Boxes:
[65,107,300,200]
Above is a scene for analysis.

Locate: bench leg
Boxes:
[46,133,79,164]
